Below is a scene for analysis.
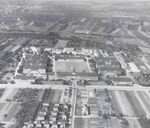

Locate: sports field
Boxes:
[55,59,91,73]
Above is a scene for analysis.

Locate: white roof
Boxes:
[128,62,140,73]
[89,91,94,97]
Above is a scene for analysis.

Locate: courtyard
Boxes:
[55,59,91,73]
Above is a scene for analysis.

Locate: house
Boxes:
[53,106,58,111]
[49,121,53,125]
[37,113,45,121]
[54,104,59,108]
[128,62,141,77]
[64,104,68,109]
[50,115,57,122]
[60,122,65,128]
[51,124,57,128]
[62,114,67,121]
[81,105,89,115]
[35,121,42,128]
[52,111,57,116]
[43,103,49,106]
[43,121,50,128]
[40,108,47,115]
[23,121,34,128]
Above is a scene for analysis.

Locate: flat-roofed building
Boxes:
[128,62,141,77]
[98,66,122,77]
[112,76,133,86]
[57,72,98,81]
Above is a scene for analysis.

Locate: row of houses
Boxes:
[23,103,71,128]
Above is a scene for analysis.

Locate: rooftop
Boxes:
[112,77,133,82]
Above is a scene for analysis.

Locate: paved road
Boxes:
[0,84,66,89]
[0,83,150,91]
[71,80,77,128]
[79,85,150,91]
[74,115,141,120]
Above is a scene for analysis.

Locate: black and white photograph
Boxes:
[0,0,150,128]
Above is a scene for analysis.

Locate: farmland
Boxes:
[75,89,150,128]
[55,40,68,48]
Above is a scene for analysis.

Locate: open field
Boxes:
[55,40,68,48]
[74,118,84,128]
[55,59,90,73]
[75,118,122,128]
[3,103,21,122]
[52,89,62,103]
[76,89,150,120]
[124,91,146,117]
[110,90,147,117]
[0,103,21,122]
[0,88,19,102]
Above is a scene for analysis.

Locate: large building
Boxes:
[112,76,133,86]
[23,54,46,78]
[57,72,98,81]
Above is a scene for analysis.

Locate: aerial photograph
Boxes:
[1,0,150,128]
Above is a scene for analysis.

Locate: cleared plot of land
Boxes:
[55,60,90,72]
[52,90,62,103]
[3,103,21,122]
[124,91,146,117]
[110,91,145,117]
[139,119,150,128]
[0,103,21,122]
[77,118,122,128]
[0,88,18,102]
[110,91,129,116]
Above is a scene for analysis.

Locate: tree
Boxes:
[34,78,43,84]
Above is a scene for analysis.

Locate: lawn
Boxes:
[52,90,62,103]
[3,103,21,122]
[55,59,90,73]
[0,103,5,111]
[74,118,84,128]
[55,40,68,48]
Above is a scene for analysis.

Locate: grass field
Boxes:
[0,103,21,122]
[55,40,68,48]
[3,103,21,122]
[74,118,84,128]
[52,90,62,103]
[76,118,122,128]
[55,59,90,73]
